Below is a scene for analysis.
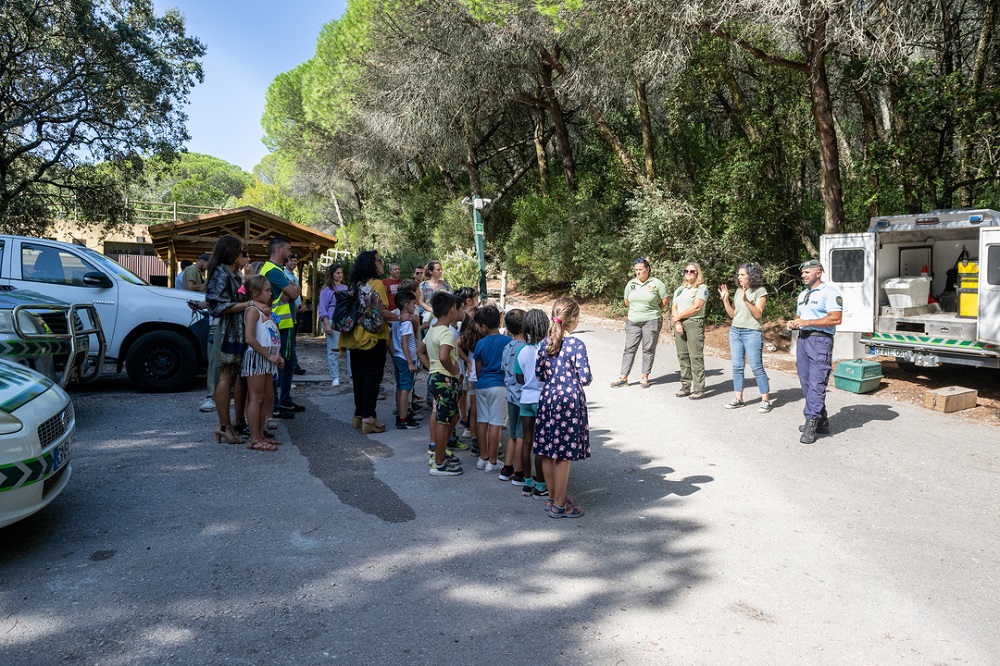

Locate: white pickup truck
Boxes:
[0,235,208,392]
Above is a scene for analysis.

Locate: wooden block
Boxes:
[923,386,978,413]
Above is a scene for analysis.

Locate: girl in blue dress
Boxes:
[533,297,593,518]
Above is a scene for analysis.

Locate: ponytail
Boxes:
[545,297,580,357]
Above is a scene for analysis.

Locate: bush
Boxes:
[441,247,481,291]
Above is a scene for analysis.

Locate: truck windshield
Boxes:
[80,248,148,286]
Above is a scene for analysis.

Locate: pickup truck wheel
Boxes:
[125,331,197,392]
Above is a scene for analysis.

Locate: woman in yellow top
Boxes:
[341,250,400,434]
[671,262,709,399]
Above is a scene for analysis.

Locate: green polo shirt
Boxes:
[732,286,767,330]
[674,284,709,319]
[624,277,668,323]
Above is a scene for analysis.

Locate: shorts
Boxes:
[476,386,507,426]
[519,402,538,418]
[507,401,523,439]
[429,372,460,425]
[392,356,414,391]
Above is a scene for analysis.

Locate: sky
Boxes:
[152,1,348,173]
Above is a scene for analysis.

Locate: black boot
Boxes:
[799,418,820,444]
[799,417,830,434]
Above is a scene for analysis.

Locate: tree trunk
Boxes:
[329,191,350,252]
[635,77,656,181]
[438,163,458,198]
[530,102,549,196]
[464,132,481,197]
[959,0,997,206]
[854,80,881,217]
[538,58,576,192]
[802,12,845,234]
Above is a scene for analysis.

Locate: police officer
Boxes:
[786,259,843,444]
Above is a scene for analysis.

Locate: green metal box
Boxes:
[833,359,883,394]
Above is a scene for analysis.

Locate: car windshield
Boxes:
[80,248,148,286]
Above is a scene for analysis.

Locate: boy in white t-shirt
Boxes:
[391,292,421,430]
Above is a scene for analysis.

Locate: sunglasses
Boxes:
[633,258,647,265]
[684,269,697,274]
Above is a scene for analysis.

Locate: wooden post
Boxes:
[168,240,177,286]
[500,270,507,311]
[311,254,320,337]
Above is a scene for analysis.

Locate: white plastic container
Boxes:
[882,277,930,308]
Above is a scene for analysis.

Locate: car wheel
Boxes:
[125,330,197,392]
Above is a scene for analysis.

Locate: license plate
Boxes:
[51,436,74,470]
[868,345,909,358]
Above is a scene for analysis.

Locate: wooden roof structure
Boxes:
[147,206,338,281]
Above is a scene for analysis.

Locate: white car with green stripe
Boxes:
[0,357,74,529]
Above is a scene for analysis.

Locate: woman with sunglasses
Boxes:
[671,262,709,399]
[611,258,669,389]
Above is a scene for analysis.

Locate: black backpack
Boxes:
[330,288,358,333]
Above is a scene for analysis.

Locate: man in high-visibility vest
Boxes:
[261,237,303,418]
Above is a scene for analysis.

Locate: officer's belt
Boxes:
[799,329,833,338]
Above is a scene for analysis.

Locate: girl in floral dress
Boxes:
[533,298,593,518]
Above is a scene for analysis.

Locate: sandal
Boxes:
[265,418,278,431]
[610,378,628,388]
[247,439,278,452]
[548,500,584,519]
[262,435,283,447]
[639,377,651,389]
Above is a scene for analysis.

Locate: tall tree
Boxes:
[0,0,205,235]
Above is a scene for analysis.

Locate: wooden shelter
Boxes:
[148,206,338,330]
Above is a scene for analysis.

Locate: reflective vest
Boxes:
[260,261,295,330]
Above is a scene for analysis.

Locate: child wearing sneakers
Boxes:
[390,292,421,430]
[417,291,466,476]
[534,298,592,517]
[472,304,511,473]
[515,309,549,499]
[499,309,526,483]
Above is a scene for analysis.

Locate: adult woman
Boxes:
[341,251,399,434]
[418,260,451,315]
[671,261,709,399]
[719,263,772,412]
[318,263,351,387]
[205,235,251,444]
[611,258,669,389]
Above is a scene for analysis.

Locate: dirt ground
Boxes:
[496,284,1000,427]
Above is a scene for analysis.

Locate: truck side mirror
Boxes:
[82,271,113,289]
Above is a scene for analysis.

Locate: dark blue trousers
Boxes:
[796,332,832,420]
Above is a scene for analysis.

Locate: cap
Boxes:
[800,259,822,270]
[199,253,211,262]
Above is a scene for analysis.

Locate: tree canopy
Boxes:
[262,0,1000,309]
[0,0,205,236]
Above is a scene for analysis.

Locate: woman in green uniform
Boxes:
[611,258,670,388]
[672,262,709,399]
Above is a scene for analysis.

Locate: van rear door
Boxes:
[978,227,1000,344]
[820,233,876,333]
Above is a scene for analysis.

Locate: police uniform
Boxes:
[795,276,843,428]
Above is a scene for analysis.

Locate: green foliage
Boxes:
[0,0,205,235]
[135,153,251,206]
[441,247,481,291]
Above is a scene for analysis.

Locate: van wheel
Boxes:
[125,331,197,392]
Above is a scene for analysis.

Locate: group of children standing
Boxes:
[409,291,593,519]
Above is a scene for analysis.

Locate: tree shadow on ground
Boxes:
[0,387,714,665]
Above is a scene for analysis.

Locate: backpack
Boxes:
[356,281,384,334]
[331,287,358,333]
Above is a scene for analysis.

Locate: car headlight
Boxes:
[0,410,24,435]
[16,311,45,335]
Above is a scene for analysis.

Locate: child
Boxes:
[516,309,549,498]
[455,287,479,451]
[499,309,526,483]
[397,278,426,412]
[534,298,592,517]
[472,304,511,473]
[391,292,421,429]
[242,275,285,452]
[417,291,466,476]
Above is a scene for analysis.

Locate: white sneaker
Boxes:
[332,378,340,387]
[484,462,503,473]
[199,398,215,412]
[476,458,488,470]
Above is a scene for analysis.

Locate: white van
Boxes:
[821,209,1000,369]
[0,235,207,391]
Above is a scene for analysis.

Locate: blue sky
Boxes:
[153,1,347,172]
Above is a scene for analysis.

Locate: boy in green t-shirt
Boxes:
[417,291,466,476]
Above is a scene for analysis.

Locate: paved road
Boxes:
[1,322,998,665]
